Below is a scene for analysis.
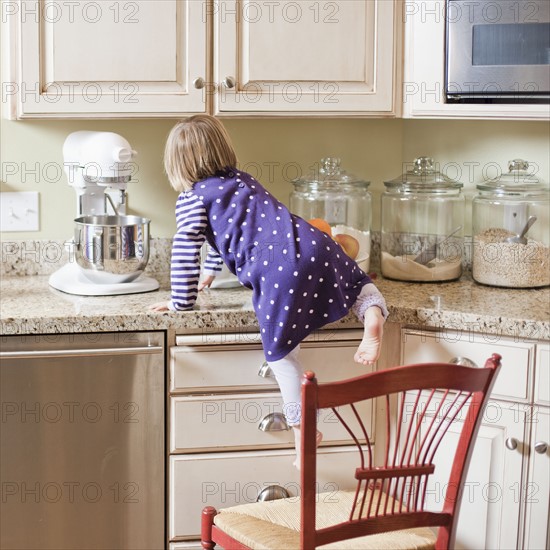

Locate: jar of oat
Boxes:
[290,157,372,272]
[381,157,464,282]
[472,159,549,288]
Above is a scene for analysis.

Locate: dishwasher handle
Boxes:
[0,346,164,359]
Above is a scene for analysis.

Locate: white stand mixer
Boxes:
[49,131,159,296]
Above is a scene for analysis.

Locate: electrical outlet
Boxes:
[0,192,40,231]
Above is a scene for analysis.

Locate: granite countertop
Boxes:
[1,270,549,340]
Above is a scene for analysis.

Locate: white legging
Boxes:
[266,344,303,426]
[266,283,387,426]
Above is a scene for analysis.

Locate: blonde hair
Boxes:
[164,115,238,192]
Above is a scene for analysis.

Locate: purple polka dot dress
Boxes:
[171,169,373,361]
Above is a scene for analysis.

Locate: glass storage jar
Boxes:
[381,157,464,282]
[472,159,549,288]
[290,157,372,272]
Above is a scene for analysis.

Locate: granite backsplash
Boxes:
[1,233,476,278]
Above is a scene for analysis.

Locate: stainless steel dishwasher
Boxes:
[0,331,165,550]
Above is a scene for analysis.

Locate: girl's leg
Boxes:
[267,344,302,426]
[267,345,322,469]
[351,283,387,365]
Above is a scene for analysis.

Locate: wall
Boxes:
[402,119,550,230]
[1,116,548,241]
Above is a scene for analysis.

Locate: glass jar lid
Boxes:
[292,157,370,191]
[476,159,549,196]
[384,157,463,192]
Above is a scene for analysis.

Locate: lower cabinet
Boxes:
[167,327,548,549]
[402,329,549,550]
[168,329,370,545]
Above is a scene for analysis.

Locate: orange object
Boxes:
[333,233,360,260]
[307,218,332,237]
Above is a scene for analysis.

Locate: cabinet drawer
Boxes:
[170,392,374,453]
[401,330,534,402]
[169,446,362,540]
[171,343,270,393]
[535,344,550,405]
[171,330,367,393]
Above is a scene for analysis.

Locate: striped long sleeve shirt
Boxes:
[169,193,223,311]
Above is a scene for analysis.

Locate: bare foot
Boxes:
[292,427,323,470]
[355,306,384,365]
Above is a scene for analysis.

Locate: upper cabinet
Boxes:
[6,1,547,119]
[214,0,399,115]
[5,0,401,119]
[5,0,207,118]
[403,0,549,119]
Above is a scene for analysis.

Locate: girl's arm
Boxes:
[168,194,209,311]
[204,245,223,273]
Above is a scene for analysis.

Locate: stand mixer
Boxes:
[49,131,159,296]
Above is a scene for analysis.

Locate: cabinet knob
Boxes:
[449,356,478,368]
[534,441,548,454]
[505,437,519,451]
[222,76,236,89]
[256,485,290,502]
[193,77,206,89]
[258,412,289,432]
[258,361,274,378]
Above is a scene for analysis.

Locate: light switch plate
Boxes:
[0,192,40,231]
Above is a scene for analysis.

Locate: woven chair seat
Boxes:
[214,490,437,549]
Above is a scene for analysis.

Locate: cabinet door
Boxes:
[403,0,548,119]
[10,0,207,118]
[420,397,527,550]
[523,408,549,549]
[215,0,398,114]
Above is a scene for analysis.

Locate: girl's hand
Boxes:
[148,301,171,312]
[198,275,216,291]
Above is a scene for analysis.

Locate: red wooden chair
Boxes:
[201,354,501,550]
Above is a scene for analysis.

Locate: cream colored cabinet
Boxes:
[523,344,550,550]
[402,329,550,550]
[6,0,399,118]
[402,0,548,119]
[6,0,207,118]
[215,0,400,115]
[406,390,527,550]
[168,329,371,544]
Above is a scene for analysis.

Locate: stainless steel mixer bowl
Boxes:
[74,215,150,284]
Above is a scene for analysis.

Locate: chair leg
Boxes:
[201,506,217,550]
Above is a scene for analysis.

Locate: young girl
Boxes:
[150,115,388,466]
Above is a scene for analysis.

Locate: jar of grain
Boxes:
[472,159,549,288]
[380,157,464,282]
[290,157,372,272]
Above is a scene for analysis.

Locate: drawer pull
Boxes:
[534,441,548,454]
[258,362,274,378]
[449,356,478,368]
[258,412,289,432]
[505,438,519,451]
[257,485,290,502]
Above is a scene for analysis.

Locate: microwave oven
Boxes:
[445,0,550,103]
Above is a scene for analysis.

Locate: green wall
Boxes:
[1,116,548,240]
